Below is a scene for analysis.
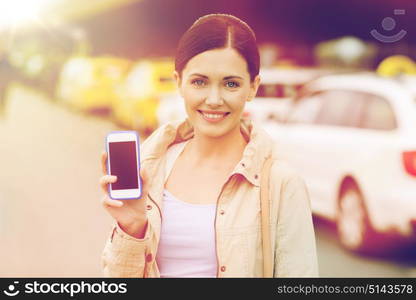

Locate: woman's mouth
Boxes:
[197,110,230,123]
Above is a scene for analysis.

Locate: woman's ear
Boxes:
[173,71,184,97]
[247,75,261,102]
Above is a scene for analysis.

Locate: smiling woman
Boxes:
[100,13,319,278]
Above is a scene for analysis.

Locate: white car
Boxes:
[245,68,332,124]
[399,75,416,95]
[263,73,416,253]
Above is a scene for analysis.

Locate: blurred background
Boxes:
[0,0,415,277]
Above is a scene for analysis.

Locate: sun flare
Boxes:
[0,0,55,29]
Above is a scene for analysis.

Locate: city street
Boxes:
[0,84,415,277]
[0,84,118,277]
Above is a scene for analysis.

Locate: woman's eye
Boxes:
[191,79,205,86]
[225,81,240,88]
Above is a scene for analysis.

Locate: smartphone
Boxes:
[105,131,142,200]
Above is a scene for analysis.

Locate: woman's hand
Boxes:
[100,150,149,239]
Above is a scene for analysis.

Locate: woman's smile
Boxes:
[197,109,231,123]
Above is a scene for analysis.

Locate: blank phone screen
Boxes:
[108,141,139,190]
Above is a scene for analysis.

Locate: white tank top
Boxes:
[156,140,218,278]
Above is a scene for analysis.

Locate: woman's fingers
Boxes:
[101,195,123,208]
[99,175,117,194]
[101,150,108,174]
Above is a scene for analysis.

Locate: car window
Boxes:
[316,90,363,127]
[62,59,93,85]
[360,94,397,130]
[283,84,301,98]
[287,93,324,124]
[125,64,152,96]
[257,84,285,98]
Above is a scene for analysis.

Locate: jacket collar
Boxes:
[141,117,274,187]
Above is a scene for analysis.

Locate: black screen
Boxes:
[108,141,139,190]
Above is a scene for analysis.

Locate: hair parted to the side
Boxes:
[175,13,260,81]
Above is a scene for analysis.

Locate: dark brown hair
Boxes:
[175,14,260,81]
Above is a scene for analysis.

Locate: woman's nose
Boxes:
[205,87,224,106]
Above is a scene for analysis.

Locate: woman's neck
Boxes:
[185,124,247,167]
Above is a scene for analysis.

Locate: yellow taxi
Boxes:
[377,55,416,77]
[112,59,176,135]
[56,56,132,115]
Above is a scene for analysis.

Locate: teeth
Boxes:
[202,112,226,119]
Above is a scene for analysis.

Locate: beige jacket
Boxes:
[101,118,319,277]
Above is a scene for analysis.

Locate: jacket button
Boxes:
[146,205,152,210]
[220,266,226,272]
[146,253,153,262]
[219,210,225,215]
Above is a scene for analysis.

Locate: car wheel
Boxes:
[336,182,376,253]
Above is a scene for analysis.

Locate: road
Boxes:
[0,84,415,277]
[314,217,416,277]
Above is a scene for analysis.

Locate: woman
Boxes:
[100,13,318,278]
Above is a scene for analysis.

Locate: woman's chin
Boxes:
[195,126,228,138]
[193,121,241,138]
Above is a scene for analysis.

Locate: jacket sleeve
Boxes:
[101,221,156,277]
[273,170,319,277]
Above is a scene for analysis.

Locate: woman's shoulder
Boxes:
[251,124,305,186]
[267,156,310,209]
[267,142,306,189]
[269,158,302,184]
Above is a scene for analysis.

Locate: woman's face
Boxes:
[174,47,260,138]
